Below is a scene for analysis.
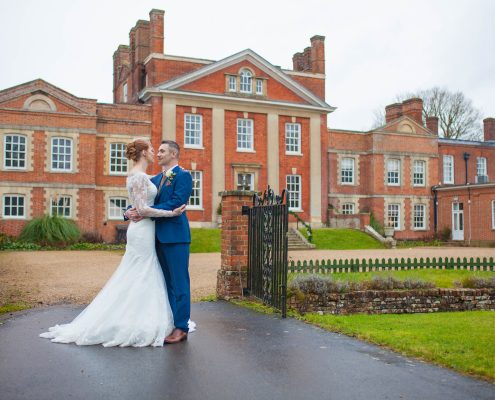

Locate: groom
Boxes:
[126,140,193,344]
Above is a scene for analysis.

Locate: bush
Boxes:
[369,213,385,236]
[457,276,495,289]
[289,274,436,296]
[439,226,452,241]
[20,215,81,246]
[80,231,104,243]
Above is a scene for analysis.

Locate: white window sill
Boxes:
[109,172,128,176]
[286,152,303,156]
[340,182,355,186]
[51,169,74,174]
[289,209,304,213]
[413,184,426,187]
[236,149,255,153]
[2,216,26,220]
[2,167,27,171]
[387,183,400,187]
[184,145,205,150]
[186,206,204,211]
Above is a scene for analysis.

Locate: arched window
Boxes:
[239,70,252,93]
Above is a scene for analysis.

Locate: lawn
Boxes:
[300,311,495,382]
[190,228,220,253]
[301,228,385,250]
[288,269,495,288]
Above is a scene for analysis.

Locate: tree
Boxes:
[372,87,483,140]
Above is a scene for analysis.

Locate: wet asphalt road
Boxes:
[0,301,494,400]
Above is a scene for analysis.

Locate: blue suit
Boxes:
[150,166,193,333]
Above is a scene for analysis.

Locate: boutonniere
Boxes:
[165,170,177,185]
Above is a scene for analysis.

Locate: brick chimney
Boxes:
[149,9,164,54]
[292,35,325,74]
[426,116,439,135]
[112,45,130,103]
[402,98,423,125]
[385,103,402,123]
[310,35,325,74]
[484,118,495,142]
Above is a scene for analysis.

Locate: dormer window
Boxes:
[239,70,252,93]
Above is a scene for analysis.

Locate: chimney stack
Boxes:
[426,116,439,135]
[484,118,495,142]
[401,98,423,125]
[292,35,325,74]
[310,35,325,74]
[385,103,402,123]
[149,9,164,54]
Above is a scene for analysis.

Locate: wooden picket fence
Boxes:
[288,256,495,274]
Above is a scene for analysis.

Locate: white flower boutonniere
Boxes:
[165,170,177,185]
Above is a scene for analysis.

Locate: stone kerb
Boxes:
[216,190,255,299]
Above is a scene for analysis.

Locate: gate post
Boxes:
[216,190,254,299]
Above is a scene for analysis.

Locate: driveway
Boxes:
[0,302,493,400]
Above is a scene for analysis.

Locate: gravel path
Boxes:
[0,251,220,307]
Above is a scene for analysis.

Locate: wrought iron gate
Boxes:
[243,186,288,317]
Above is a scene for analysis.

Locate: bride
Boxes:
[40,139,186,347]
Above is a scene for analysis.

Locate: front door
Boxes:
[452,202,464,241]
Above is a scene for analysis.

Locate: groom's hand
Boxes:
[125,207,144,223]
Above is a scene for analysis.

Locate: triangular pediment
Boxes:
[374,116,433,136]
[145,49,334,111]
[0,79,96,115]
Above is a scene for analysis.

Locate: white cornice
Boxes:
[434,183,495,191]
[142,89,335,113]
[142,49,334,110]
[283,70,325,79]
[144,53,214,65]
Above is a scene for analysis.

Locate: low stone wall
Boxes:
[288,288,495,315]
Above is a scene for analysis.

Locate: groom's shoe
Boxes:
[164,328,187,344]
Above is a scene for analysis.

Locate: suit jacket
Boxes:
[150,165,193,244]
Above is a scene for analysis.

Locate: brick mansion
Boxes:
[1,9,494,244]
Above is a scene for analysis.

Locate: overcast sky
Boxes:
[1,0,494,131]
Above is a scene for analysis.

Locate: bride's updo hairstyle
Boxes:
[125,139,150,162]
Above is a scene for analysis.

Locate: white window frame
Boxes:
[236,118,254,151]
[188,171,203,210]
[341,157,355,185]
[342,203,355,215]
[443,155,454,184]
[184,114,203,148]
[387,159,400,186]
[492,200,495,229]
[255,79,263,95]
[413,204,426,230]
[237,173,254,191]
[2,194,26,219]
[228,75,237,92]
[123,82,128,102]
[108,197,128,220]
[239,70,252,93]
[3,134,27,170]
[50,195,72,218]
[109,143,128,175]
[387,204,401,229]
[413,160,426,186]
[51,137,73,172]
[286,175,302,211]
[476,157,487,179]
[285,123,301,154]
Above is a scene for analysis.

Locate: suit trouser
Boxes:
[155,241,191,332]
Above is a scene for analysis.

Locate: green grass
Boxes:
[289,269,495,288]
[0,303,31,315]
[190,228,220,253]
[299,311,495,382]
[300,228,385,250]
[230,298,278,314]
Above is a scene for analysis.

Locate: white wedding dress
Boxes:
[40,172,193,347]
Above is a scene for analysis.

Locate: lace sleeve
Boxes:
[129,173,177,218]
